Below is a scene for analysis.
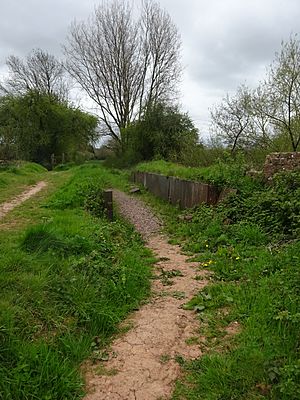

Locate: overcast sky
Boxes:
[1,0,300,137]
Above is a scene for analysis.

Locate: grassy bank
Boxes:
[135,158,257,189]
[138,167,300,399]
[0,163,153,399]
[0,162,48,203]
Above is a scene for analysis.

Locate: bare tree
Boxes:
[210,85,253,153]
[64,0,181,144]
[247,85,275,148]
[263,35,300,151]
[210,35,300,152]
[0,49,69,100]
[139,1,181,110]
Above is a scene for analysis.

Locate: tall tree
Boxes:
[0,49,69,100]
[264,35,300,151]
[124,102,198,161]
[64,0,181,144]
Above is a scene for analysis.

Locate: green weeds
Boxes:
[139,169,300,399]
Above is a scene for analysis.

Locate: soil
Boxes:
[0,181,47,220]
[83,190,210,400]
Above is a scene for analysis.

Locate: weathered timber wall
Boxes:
[264,152,300,179]
[132,172,236,208]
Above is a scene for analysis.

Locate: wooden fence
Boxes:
[132,171,236,209]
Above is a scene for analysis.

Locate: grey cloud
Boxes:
[0,0,300,135]
[0,0,95,62]
[159,0,300,133]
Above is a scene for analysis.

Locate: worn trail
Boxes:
[0,181,47,220]
[84,190,209,400]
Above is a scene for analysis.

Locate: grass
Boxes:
[46,162,130,210]
[0,161,48,203]
[136,168,300,400]
[0,162,153,399]
[135,158,260,190]
[3,159,299,399]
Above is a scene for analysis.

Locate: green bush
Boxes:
[109,102,198,166]
[83,183,106,218]
[221,170,300,237]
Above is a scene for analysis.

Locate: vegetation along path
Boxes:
[0,180,47,220]
[84,190,210,400]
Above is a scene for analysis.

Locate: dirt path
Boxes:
[0,181,47,220]
[84,190,209,400]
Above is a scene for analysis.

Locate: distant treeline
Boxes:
[0,91,98,168]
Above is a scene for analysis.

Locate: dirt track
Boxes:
[84,190,209,400]
[0,181,47,220]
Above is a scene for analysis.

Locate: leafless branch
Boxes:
[0,49,69,100]
[64,0,181,143]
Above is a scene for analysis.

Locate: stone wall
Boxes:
[264,152,300,179]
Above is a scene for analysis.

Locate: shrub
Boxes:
[84,183,106,218]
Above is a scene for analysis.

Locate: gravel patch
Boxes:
[113,190,162,238]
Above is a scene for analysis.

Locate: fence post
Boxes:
[103,189,113,221]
